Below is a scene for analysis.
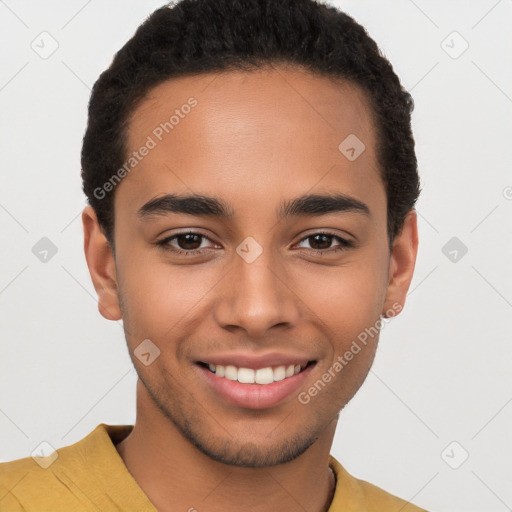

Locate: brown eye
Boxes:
[307,233,333,250]
[296,231,354,254]
[156,232,215,255]
[175,233,203,250]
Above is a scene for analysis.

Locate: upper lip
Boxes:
[197,352,315,369]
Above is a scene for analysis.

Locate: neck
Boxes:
[115,380,338,512]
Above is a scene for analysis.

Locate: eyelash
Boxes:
[155,230,354,256]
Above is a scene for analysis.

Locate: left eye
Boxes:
[295,232,353,252]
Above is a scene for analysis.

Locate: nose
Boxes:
[213,247,301,339]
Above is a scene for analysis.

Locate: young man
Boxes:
[0,0,425,510]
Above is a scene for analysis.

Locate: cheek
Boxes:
[116,253,219,341]
[294,254,388,334]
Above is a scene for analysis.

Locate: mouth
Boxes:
[197,361,315,384]
[196,360,317,409]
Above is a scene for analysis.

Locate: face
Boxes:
[83,65,418,468]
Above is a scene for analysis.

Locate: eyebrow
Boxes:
[137,192,371,221]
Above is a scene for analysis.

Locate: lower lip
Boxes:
[197,363,315,409]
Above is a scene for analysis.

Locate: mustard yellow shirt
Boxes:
[0,424,427,511]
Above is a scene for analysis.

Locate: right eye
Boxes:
[156,232,219,256]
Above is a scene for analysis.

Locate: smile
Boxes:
[201,362,310,385]
[196,360,316,409]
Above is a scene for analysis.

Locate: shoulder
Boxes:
[0,455,75,511]
[0,441,90,512]
[0,424,135,512]
[329,455,429,512]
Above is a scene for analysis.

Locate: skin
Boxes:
[82,65,418,512]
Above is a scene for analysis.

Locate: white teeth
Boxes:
[205,362,307,384]
[237,367,255,384]
[273,366,286,381]
[255,367,274,384]
[224,365,238,381]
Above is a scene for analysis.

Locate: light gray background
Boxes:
[1,1,511,511]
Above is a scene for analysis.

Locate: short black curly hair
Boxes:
[81,0,420,251]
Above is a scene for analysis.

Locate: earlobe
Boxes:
[98,288,122,321]
[382,209,419,317]
[82,206,122,321]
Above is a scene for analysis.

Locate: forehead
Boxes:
[116,66,383,217]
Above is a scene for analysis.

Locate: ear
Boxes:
[382,209,419,317]
[82,206,122,321]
